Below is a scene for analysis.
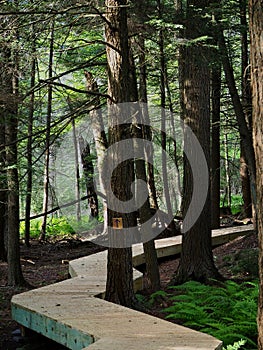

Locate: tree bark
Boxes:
[72,119,81,221]
[40,20,54,241]
[0,117,7,261]
[211,67,221,229]
[25,23,36,247]
[4,20,26,285]
[175,0,221,284]
[104,0,137,307]
[223,133,231,208]
[84,71,108,229]
[79,137,98,218]
[137,35,158,210]
[218,30,257,216]
[240,0,252,218]
[249,1,263,348]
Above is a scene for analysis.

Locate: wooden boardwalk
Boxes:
[11,225,254,350]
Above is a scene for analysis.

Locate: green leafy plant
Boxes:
[223,339,247,350]
[162,280,258,349]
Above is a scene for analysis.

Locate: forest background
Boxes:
[0,0,263,349]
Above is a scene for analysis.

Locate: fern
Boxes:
[223,339,246,350]
[161,280,258,349]
[148,290,169,305]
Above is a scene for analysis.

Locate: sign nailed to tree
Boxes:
[112,218,123,229]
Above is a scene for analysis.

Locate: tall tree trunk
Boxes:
[6,112,25,286]
[129,38,160,291]
[104,0,137,307]
[211,67,221,229]
[157,0,175,228]
[217,30,257,217]
[0,115,7,261]
[5,12,26,285]
[40,20,54,241]
[249,1,263,348]
[240,0,252,218]
[137,36,158,210]
[84,71,108,230]
[72,119,81,221]
[175,0,221,284]
[223,133,231,208]
[24,23,36,247]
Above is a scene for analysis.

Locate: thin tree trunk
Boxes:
[223,133,231,209]
[240,146,252,217]
[211,67,221,229]
[72,119,81,221]
[240,0,252,218]
[129,40,160,292]
[6,115,25,286]
[248,1,263,348]
[79,137,98,218]
[25,23,36,247]
[84,71,108,229]
[40,20,54,241]
[158,0,174,226]
[133,126,160,291]
[218,30,257,215]
[137,36,158,209]
[5,13,26,285]
[0,118,7,261]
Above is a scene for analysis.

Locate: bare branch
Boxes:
[42,80,112,101]
[19,192,106,222]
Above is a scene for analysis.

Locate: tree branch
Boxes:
[42,80,112,100]
[20,192,106,222]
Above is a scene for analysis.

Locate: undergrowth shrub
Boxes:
[20,217,75,239]
[160,280,258,349]
[20,215,102,240]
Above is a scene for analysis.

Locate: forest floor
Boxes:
[0,226,258,350]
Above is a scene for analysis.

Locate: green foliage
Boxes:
[162,280,258,348]
[231,195,245,215]
[20,215,103,240]
[148,290,169,305]
[220,195,244,215]
[20,220,42,239]
[223,339,247,350]
[20,217,75,240]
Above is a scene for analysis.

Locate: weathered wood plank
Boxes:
[11,225,253,350]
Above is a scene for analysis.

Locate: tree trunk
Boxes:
[223,133,231,208]
[79,137,98,218]
[240,146,252,217]
[175,0,221,284]
[104,0,137,307]
[72,119,81,221]
[40,20,54,241]
[137,36,158,210]
[127,38,160,292]
[0,118,7,261]
[4,22,26,285]
[84,71,108,230]
[240,0,252,218]
[25,24,36,247]
[157,0,175,229]
[211,67,221,229]
[6,116,25,286]
[249,1,263,348]
[218,30,257,216]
